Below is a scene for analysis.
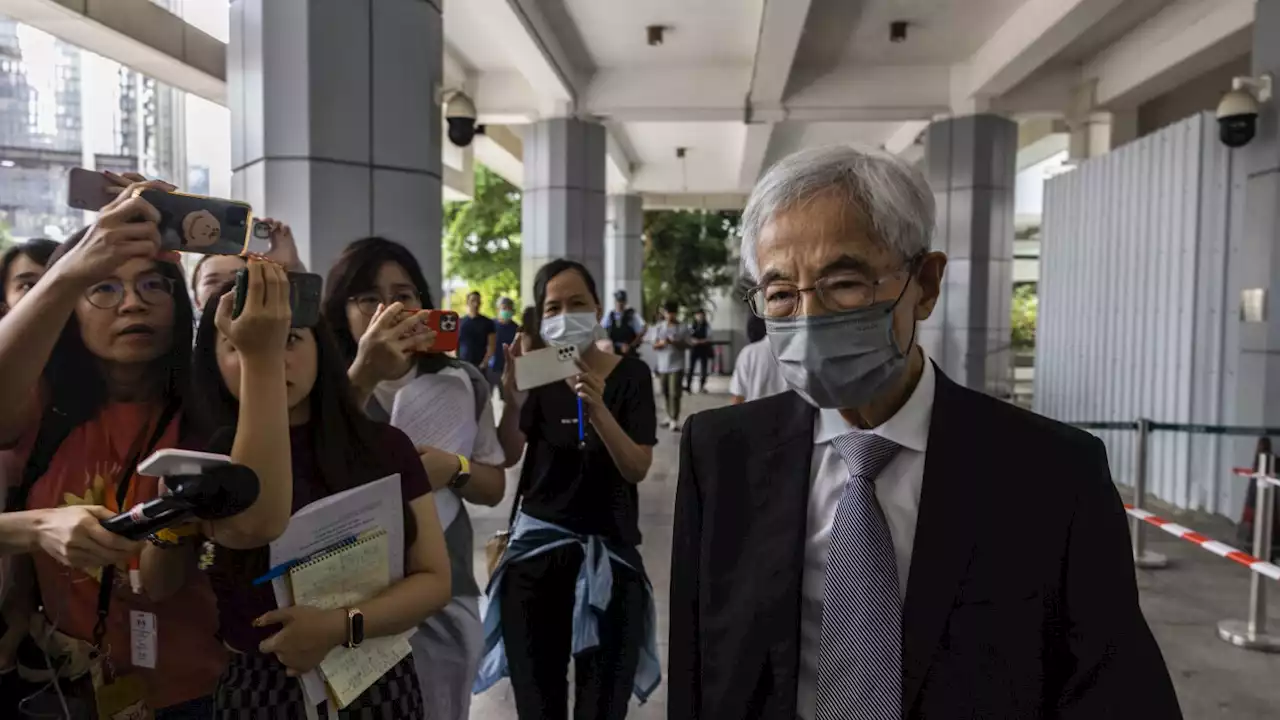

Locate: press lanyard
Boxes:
[92,400,180,649]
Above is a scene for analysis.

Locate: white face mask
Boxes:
[539,311,602,353]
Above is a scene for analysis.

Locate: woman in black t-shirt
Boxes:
[486,259,659,719]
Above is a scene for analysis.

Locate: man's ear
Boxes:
[914,251,947,320]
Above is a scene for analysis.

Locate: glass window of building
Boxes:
[0,11,230,244]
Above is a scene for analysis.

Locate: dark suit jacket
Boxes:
[669,367,1181,719]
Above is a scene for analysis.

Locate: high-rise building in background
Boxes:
[0,16,187,242]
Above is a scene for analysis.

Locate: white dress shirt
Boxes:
[729,339,788,402]
[796,353,937,720]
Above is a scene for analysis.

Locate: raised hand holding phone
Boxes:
[258,218,303,271]
[50,180,171,288]
[572,358,606,414]
[350,302,435,386]
[215,260,292,359]
[500,332,525,405]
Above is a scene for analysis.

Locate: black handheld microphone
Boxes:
[99,464,260,540]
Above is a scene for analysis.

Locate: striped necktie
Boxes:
[816,431,903,720]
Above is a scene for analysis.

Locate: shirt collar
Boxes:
[813,348,935,453]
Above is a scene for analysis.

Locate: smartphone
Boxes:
[232,269,324,328]
[425,309,460,353]
[136,188,252,256]
[137,449,232,478]
[67,167,117,211]
[515,344,581,391]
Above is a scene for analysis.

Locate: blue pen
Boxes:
[577,397,585,448]
[252,534,359,586]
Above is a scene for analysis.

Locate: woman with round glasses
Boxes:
[0,180,294,718]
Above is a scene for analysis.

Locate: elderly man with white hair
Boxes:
[668,146,1180,720]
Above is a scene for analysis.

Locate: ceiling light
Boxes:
[890,21,909,43]
[0,160,13,168]
[647,25,668,47]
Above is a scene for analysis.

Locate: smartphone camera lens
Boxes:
[253,221,272,240]
[226,206,249,228]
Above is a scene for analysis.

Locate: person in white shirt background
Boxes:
[651,300,691,430]
[729,313,787,405]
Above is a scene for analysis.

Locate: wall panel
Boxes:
[1036,113,1243,513]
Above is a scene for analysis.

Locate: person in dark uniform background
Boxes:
[685,308,713,394]
[603,290,646,358]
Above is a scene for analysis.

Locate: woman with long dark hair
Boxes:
[191,278,451,719]
[323,236,512,720]
[476,259,661,719]
[0,237,59,700]
[0,238,59,315]
[0,181,293,717]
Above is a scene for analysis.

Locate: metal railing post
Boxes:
[1218,450,1280,652]
[1132,417,1169,569]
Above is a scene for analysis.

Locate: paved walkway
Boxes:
[468,377,1280,719]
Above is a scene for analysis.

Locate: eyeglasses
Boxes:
[745,255,922,319]
[348,290,423,317]
[84,273,177,310]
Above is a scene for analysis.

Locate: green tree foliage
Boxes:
[1011,282,1038,348]
[443,165,521,311]
[642,210,739,317]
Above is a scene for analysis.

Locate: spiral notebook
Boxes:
[287,529,412,709]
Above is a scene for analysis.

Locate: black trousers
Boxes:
[500,545,646,720]
[685,348,712,391]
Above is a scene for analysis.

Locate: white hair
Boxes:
[739,145,936,279]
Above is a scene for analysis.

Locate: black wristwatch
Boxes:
[343,608,365,649]
[447,455,471,490]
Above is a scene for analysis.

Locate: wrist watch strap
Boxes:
[344,608,365,648]
[448,455,471,489]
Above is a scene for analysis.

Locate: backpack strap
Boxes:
[456,362,491,424]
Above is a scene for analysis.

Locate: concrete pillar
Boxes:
[229,0,443,298]
[922,114,1017,394]
[1110,107,1140,149]
[1233,0,1280,434]
[604,194,644,313]
[520,118,606,305]
[1067,79,1120,161]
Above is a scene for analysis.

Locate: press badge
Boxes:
[129,611,157,669]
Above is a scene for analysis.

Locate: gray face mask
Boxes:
[765,296,913,409]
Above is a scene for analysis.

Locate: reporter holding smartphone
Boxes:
[324,236,511,720]
[0,180,294,717]
[477,259,661,720]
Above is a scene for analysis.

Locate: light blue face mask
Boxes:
[539,311,604,353]
[765,289,915,409]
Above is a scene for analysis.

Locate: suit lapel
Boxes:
[901,368,984,711]
[739,392,816,698]
[744,391,817,514]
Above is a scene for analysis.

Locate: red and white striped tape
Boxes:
[1124,505,1280,581]
[1232,467,1280,489]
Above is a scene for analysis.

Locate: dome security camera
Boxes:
[444,91,485,148]
[1217,74,1272,149]
[1218,89,1260,148]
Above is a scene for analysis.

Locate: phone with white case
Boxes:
[515,345,581,391]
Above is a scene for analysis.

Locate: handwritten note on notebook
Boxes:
[288,530,411,709]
